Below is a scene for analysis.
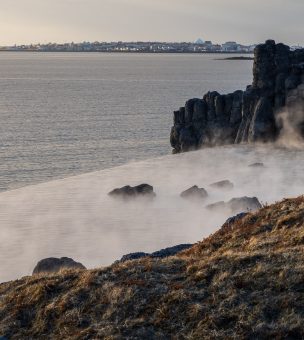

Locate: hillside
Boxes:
[1,196,304,339]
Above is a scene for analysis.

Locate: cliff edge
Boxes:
[170,40,304,152]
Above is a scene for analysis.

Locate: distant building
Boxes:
[222,41,238,51]
[195,38,205,45]
[2,40,258,53]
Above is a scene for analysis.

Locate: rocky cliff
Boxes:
[170,40,304,152]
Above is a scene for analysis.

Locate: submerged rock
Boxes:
[33,257,86,275]
[209,180,234,190]
[249,162,264,167]
[108,184,156,199]
[180,185,208,201]
[206,201,226,211]
[117,244,193,263]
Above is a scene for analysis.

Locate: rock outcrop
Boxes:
[108,184,156,199]
[209,180,234,190]
[170,40,304,152]
[206,196,262,214]
[180,185,208,200]
[32,257,86,275]
[117,244,193,263]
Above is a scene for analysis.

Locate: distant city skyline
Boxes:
[0,40,258,54]
[0,0,303,46]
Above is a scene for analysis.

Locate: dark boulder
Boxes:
[109,184,156,199]
[33,257,86,275]
[119,252,148,262]
[225,212,248,225]
[151,244,193,258]
[209,180,234,190]
[227,196,262,213]
[117,244,193,263]
[180,185,208,201]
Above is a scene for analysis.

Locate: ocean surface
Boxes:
[0,52,253,191]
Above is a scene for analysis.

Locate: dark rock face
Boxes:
[33,257,86,275]
[108,184,156,199]
[225,212,248,225]
[206,197,262,214]
[119,252,149,262]
[180,185,208,200]
[118,244,193,263]
[170,41,304,152]
[209,180,234,190]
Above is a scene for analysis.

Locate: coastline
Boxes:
[0,50,254,54]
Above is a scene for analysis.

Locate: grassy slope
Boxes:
[1,196,304,339]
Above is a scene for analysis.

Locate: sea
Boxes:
[2,52,303,283]
[0,52,252,192]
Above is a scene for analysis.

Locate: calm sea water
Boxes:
[0,52,253,191]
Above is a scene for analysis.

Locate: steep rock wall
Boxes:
[170,40,304,153]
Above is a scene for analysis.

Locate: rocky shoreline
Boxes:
[170,40,304,152]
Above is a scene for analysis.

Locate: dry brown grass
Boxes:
[1,196,304,339]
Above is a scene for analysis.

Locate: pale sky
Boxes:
[0,0,303,46]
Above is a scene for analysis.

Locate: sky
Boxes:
[0,0,303,46]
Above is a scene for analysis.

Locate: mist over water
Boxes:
[1,144,303,282]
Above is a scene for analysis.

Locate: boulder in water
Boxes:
[206,201,226,211]
[33,257,86,275]
[227,196,262,213]
[249,162,264,167]
[108,184,156,199]
[180,185,208,201]
[209,180,234,190]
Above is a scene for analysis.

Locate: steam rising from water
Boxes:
[0,144,304,282]
[276,104,304,149]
